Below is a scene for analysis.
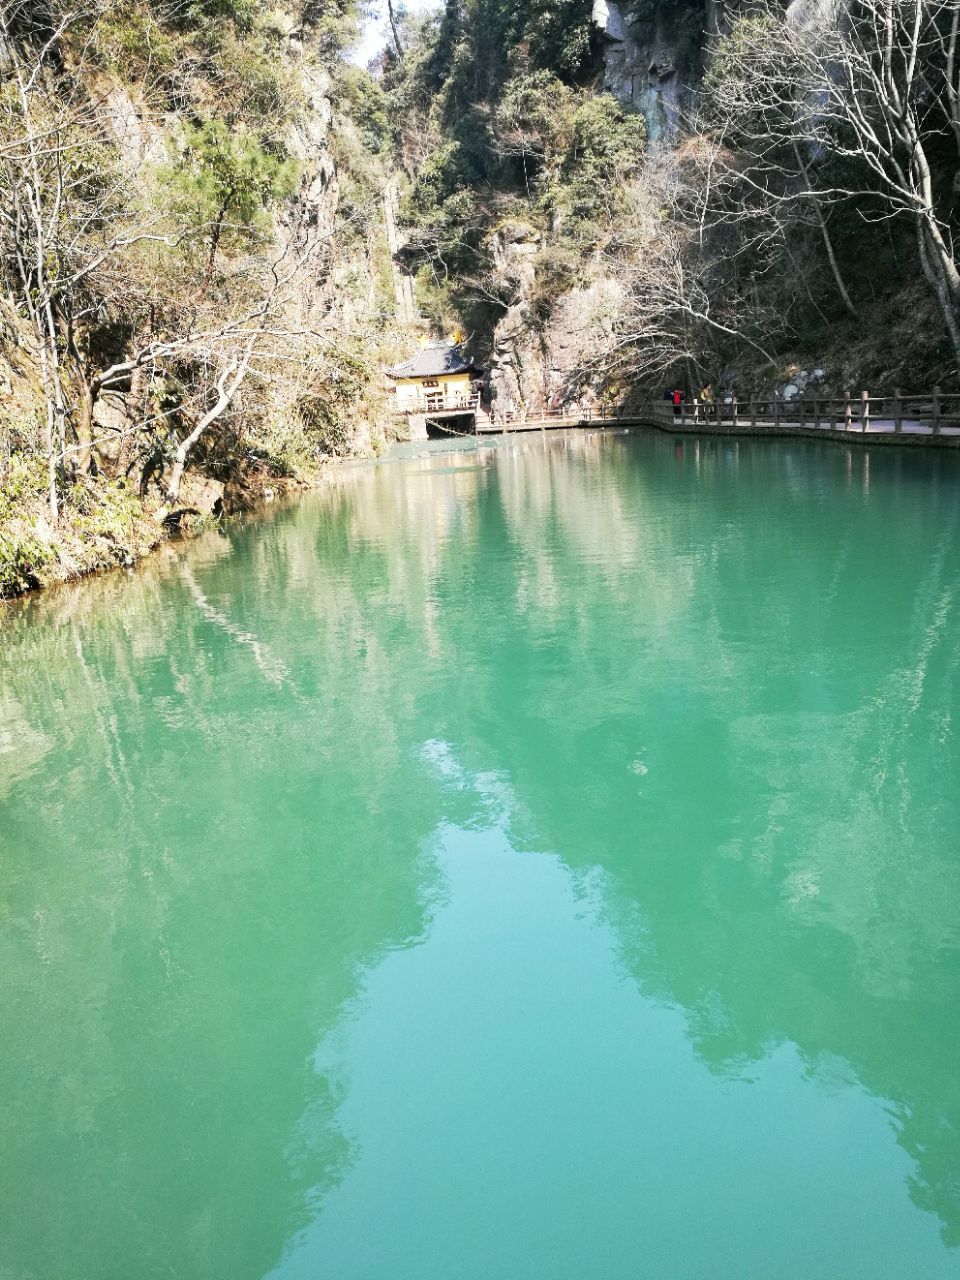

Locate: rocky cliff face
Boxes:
[487,223,624,416]
[488,0,715,409]
[488,0,751,408]
[591,0,706,141]
[592,0,794,140]
[590,0,848,143]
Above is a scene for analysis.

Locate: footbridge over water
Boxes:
[463,390,960,449]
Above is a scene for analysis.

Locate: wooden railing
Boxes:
[486,388,960,436]
[668,388,960,435]
[395,391,481,416]
[493,405,644,427]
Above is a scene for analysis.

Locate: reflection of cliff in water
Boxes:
[316,431,960,1246]
[0,531,448,1279]
[2,429,959,1271]
[270,745,956,1278]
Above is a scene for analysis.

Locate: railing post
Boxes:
[732,397,739,427]
[932,385,941,435]
[844,389,852,432]
[893,388,902,433]
[861,390,870,433]
[813,397,821,429]
[799,397,806,429]
[773,396,780,429]
[750,398,757,428]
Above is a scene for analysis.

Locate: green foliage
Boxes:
[405,0,594,119]
[522,0,593,78]
[165,120,299,232]
[295,394,351,456]
[334,67,393,154]
[334,169,381,245]
[496,69,571,143]
[402,141,471,217]
[391,0,645,334]
[0,0,387,596]
[0,454,48,523]
[413,264,460,332]
[560,95,646,221]
[329,96,395,249]
[371,231,398,318]
[65,475,141,539]
[180,0,257,33]
[494,68,574,193]
[289,347,379,462]
[0,456,54,596]
[494,71,645,222]
[0,464,167,596]
[91,2,177,74]
[0,525,53,597]
[527,242,579,320]
[301,0,364,62]
[211,32,299,124]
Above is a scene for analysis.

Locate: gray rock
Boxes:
[591,0,704,142]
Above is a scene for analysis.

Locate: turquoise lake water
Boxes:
[1,429,959,1278]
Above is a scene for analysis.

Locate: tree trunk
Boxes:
[386,0,404,62]
[166,406,223,504]
[166,347,255,502]
[74,378,94,474]
[791,143,857,319]
[917,219,960,370]
[199,201,230,297]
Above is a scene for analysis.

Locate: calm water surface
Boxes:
[2,430,960,1279]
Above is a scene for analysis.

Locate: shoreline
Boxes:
[0,467,322,610]
[5,420,959,609]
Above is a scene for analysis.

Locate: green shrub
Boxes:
[560,95,646,222]
[334,67,393,154]
[528,244,580,321]
[65,478,141,546]
[522,0,594,78]
[91,2,177,74]
[164,119,300,241]
[182,0,256,33]
[295,394,351,457]
[0,455,49,523]
[0,524,53,597]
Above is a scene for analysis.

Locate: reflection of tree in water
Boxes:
[2,431,959,1269]
[281,431,960,1244]
[0,531,448,1279]
[489,438,960,1244]
[328,432,960,1245]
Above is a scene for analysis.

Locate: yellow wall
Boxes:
[393,372,473,412]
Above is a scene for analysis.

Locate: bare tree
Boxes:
[0,0,330,518]
[568,149,783,396]
[707,0,960,366]
[0,0,177,516]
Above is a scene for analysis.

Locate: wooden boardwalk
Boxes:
[474,391,960,447]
